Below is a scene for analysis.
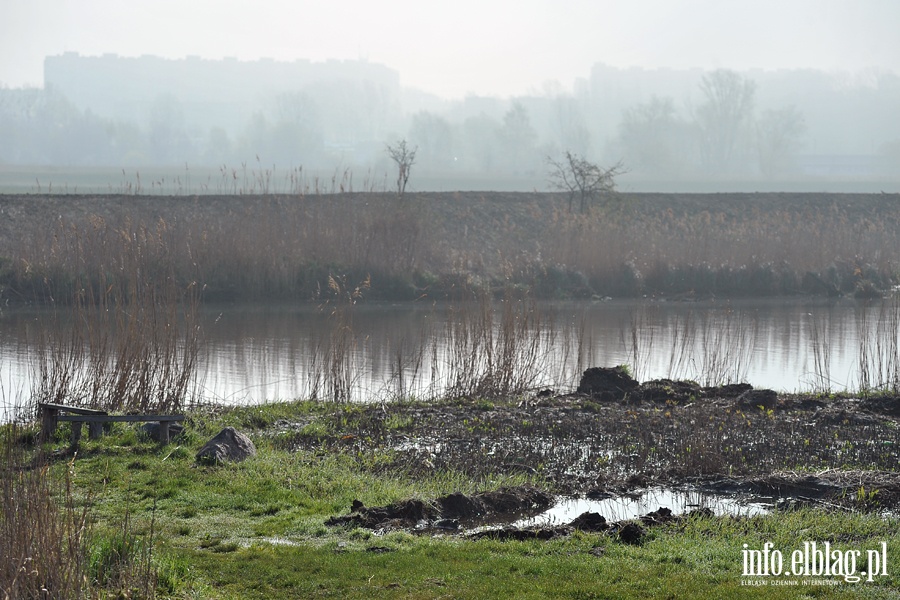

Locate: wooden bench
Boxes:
[39,402,185,445]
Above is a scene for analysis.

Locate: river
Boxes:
[1,296,897,419]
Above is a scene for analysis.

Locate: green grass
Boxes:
[18,401,900,598]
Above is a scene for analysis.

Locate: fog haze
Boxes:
[1,0,899,192]
[3,0,899,98]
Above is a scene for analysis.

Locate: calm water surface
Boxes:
[1,297,896,416]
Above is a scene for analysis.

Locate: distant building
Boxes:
[43,52,401,142]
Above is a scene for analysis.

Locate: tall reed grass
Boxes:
[0,434,89,599]
[856,294,900,394]
[443,289,552,398]
[624,305,758,386]
[27,215,202,415]
[3,192,897,306]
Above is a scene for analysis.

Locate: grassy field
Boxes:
[3,398,898,598]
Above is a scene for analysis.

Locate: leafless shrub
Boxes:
[386,139,417,198]
[547,151,625,213]
[444,289,552,399]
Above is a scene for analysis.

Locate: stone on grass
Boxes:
[196,427,257,465]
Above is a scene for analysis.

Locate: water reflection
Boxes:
[511,487,772,526]
[1,297,897,415]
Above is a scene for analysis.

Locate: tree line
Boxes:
[1,68,898,182]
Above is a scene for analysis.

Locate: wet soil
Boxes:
[325,482,694,543]
[275,375,900,518]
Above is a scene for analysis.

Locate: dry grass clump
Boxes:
[23,214,202,415]
[1,427,162,599]
[0,432,89,599]
[443,288,554,399]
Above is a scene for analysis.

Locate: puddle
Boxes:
[512,487,772,528]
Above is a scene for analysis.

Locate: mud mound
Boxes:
[737,389,779,410]
[635,379,703,404]
[861,395,900,417]
[569,511,608,532]
[577,366,639,401]
[577,369,755,405]
[469,506,685,543]
[326,486,552,530]
[438,487,552,519]
[468,527,570,541]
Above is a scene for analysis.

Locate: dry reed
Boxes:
[857,295,900,394]
[29,216,202,414]
[4,192,898,307]
[0,436,89,599]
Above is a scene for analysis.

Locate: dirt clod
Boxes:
[616,521,647,545]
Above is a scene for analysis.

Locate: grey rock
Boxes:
[196,427,257,464]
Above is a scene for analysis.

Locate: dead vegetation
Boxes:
[1,192,898,304]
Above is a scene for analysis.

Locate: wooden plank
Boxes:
[38,402,107,415]
[56,415,184,423]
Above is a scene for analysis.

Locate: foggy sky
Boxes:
[2,0,899,98]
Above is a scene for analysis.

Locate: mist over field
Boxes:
[2,56,899,193]
[1,0,899,193]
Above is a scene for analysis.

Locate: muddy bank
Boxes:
[273,373,900,502]
[325,468,900,543]
[325,486,552,532]
[325,484,689,544]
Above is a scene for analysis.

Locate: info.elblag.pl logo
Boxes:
[742,541,889,585]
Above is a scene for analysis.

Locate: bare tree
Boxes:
[547,151,625,213]
[695,69,756,173]
[498,101,537,173]
[618,95,684,175]
[756,106,806,178]
[386,139,417,197]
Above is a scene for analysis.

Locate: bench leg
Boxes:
[89,422,104,439]
[70,421,83,447]
[159,421,170,444]
[41,408,59,443]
